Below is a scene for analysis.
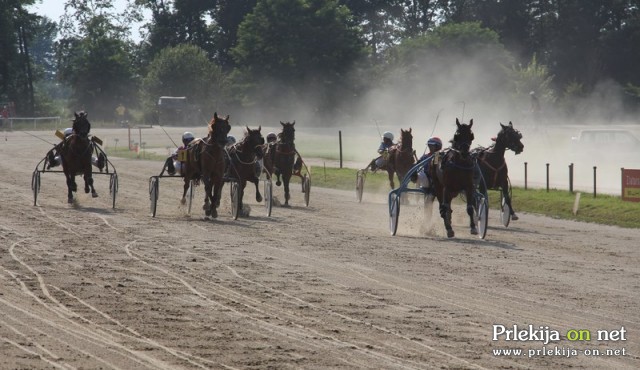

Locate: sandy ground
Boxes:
[0,128,638,369]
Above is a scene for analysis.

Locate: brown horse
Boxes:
[262,121,300,206]
[226,126,265,214]
[181,113,231,219]
[386,128,415,189]
[472,121,524,220]
[429,118,477,238]
[60,111,97,203]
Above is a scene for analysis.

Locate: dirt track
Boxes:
[1,129,638,369]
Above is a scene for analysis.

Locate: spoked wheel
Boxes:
[109,173,118,209]
[500,192,511,227]
[389,192,400,236]
[303,174,311,207]
[230,181,240,220]
[475,193,489,239]
[149,177,159,217]
[187,179,195,215]
[264,179,273,217]
[356,170,365,202]
[32,170,41,206]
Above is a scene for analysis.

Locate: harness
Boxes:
[478,151,506,187]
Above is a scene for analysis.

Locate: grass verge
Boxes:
[310,166,640,229]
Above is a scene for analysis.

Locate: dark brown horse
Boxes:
[181,113,231,219]
[60,111,97,203]
[386,128,415,189]
[429,118,477,238]
[262,121,299,206]
[227,126,265,214]
[472,121,524,220]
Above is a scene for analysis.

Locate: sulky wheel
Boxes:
[109,173,118,209]
[389,192,400,236]
[356,170,364,203]
[230,181,240,220]
[303,174,311,207]
[264,179,273,217]
[149,177,159,217]
[32,170,41,206]
[476,193,489,239]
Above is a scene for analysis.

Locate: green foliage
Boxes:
[231,0,366,114]
[509,54,555,105]
[141,44,228,121]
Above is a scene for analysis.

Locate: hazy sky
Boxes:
[28,0,148,41]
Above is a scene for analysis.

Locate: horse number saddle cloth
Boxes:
[176,149,188,162]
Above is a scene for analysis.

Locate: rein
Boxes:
[479,151,506,187]
[229,141,259,165]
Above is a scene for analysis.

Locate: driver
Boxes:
[164,131,195,176]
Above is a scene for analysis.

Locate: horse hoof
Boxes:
[92,193,98,198]
[84,187,90,194]
[511,214,519,221]
[447,230,455,238]
[68,198,73,204]
[211,209,218,218]
[276,181,281,186]
[181,198,187,205]
[470,227,478,235]
[256,195,263,203]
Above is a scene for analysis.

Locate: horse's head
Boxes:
[279,121,295,145]
[399,127,412,149]
[497,121,524,154]
[452,118,474,155]
[72,111,91,138]
[209,112,231,146]
[243,125,265,159]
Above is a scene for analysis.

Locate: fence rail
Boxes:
[1,116,62,130]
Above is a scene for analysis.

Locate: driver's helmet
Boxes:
[63,127,73,137]
[226,135,236,146]
[382,131,394,141]
[266,132,277,143]
[182,131,195,146]
[427,136,442,151]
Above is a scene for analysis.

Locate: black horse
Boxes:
[227,126,265,214]
[60,111,97,203]
[472,121,524,220]
[263,121,301,206]
[429,118,477,238]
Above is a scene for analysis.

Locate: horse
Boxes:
[227,126,265,215]
[386,128,415,189]
[428,118,477,238]
[471,121,524,220]
[262,121,299,206]
[181,113,231,219]
[60,111,97,203]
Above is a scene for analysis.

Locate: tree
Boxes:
[141,44,228,122]
[232,0,366,117]
[57,13,137,120]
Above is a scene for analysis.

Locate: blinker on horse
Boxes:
[60,111,98,203]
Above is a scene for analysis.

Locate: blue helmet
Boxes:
[427,136,442,150]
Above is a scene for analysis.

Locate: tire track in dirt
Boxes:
[124,241,397,369]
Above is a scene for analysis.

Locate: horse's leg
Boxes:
[85,170,98,198]
[275,168,282,186]
[283,172,292,206]
[65,174,75,203]
[201,175,213,217]
[387,169,395,189]
[181,178,190,205]
[253,176,262,203]
[211,175,224,218]
[501,177,518,220]
[439,188,454,238]
[466,185,478,235]
[239,179,246,215]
